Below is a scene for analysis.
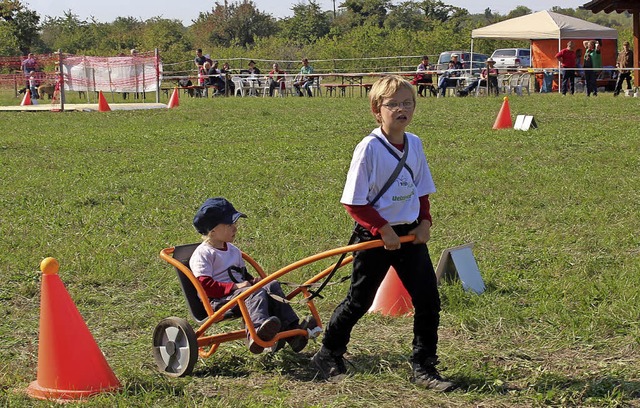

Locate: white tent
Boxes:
[470,10,617,93]
[471,10,618,40]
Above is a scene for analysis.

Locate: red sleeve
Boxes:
[343,204,387,235]
[197,276,235,299]
[418,194,433,225]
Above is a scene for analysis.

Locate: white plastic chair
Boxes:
[262,78,286,97]
[506,73,521,95]
[514,73,531,95]
[232,76,251,97]
[309,76,322,96]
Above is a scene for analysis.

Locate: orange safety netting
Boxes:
[0,52,162,93]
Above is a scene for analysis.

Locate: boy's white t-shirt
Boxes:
[340,127,436,226]
[190,241,246,283]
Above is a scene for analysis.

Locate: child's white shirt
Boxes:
[190,241,246,283]
[341,127,436,225]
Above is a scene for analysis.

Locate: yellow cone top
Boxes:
[40,257,59,275]
[503,96,508,102]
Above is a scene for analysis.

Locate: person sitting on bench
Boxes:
[457,58,498,97]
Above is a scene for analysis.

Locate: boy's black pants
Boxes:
[322,222,441,365]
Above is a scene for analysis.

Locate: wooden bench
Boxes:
[322,83,373,97]
[160,86,206,98]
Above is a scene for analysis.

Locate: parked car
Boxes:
[436,51,488,74]
[490,48,531,69]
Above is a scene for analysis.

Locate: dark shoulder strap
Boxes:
[371,134,414,180]
[307,133,407,302]
[369,133,409,206]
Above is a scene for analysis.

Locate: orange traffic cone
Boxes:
[97,91,111,112]
[27,258,121,401]
[167,87,179,108]
[368,267,413,316]
[492,96,512,129]
[20,89,32,106]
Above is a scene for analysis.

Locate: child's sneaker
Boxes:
[287,316,317,353]
[411,362,455,392]
[311,345,347,381]
[247,316,281,354]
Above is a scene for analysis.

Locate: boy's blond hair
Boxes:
[369,75,416,123]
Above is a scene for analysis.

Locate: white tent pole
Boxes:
[558,37,562,94]
[471,39,474,77]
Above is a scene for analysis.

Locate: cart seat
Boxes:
[172,243,240,325]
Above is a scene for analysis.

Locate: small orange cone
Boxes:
[368,267,413,316]
[27,258,121,401]
[97,91,111,112]
[167,87,179,108]
[492,96,512,129]
[20,89,32,106]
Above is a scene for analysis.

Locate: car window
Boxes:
[520,50,530,57]
[438,52,454,64]
[493,50,516,57]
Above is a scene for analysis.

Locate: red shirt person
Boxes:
[555,41,577,95]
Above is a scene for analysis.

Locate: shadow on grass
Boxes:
[455,371,640,403]
[190,348,411,382]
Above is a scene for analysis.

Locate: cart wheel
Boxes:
[152,317,198,377]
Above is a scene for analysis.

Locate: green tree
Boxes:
[385,1,430,31]
[339,0,390,28]
[0,22,19,56]
[141,17,191,63]
[40,12,98,54]
[418,0,462,23]
[105,17,145,53]
[0,0,40,54]
[506,6,531,19]
[278,1,331,45]
[190,0,277,48]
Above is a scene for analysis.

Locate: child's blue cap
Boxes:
[193,197,246,235]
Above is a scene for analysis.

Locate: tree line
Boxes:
[0,0,633,74]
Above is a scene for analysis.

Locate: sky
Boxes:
[24,0,589,25]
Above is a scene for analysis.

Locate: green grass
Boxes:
[1,92,639,407]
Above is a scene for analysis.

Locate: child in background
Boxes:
[190,197,314,354]
[311,75,455,392]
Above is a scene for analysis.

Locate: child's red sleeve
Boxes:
[343,204,387,235]
[418,194,433,225]
[197,276,235,299]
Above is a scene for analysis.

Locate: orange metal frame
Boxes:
[159,235,415,358]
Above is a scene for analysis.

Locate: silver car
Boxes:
[490,48,531,69]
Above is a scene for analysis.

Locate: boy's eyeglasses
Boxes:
[381,101,414,110]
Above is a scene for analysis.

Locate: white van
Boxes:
[490,48,531,69]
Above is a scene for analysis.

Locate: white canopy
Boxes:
[471,10,618,40]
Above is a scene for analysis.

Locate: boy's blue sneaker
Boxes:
[247,316,281,354]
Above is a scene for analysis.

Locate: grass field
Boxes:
[1,92,639,407]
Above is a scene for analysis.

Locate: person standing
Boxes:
[21,53,37,90]
[583,40,602,97]
[194,49,208,70]
[555,41,577,95]
[614,41,633,96]
[311,75,455,392]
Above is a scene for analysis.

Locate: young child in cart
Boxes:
[190,197,314,354]
[311,75,455,391]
